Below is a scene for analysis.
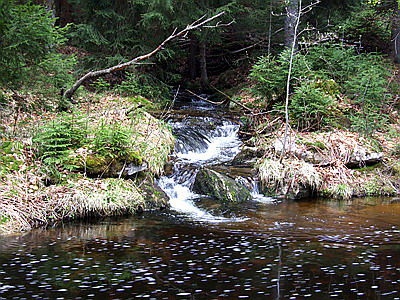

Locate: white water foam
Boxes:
[250,179,276,204]
[158,117,271,223]
[176,123,241,165]
[157,176,237,223]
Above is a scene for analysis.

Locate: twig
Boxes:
[64,11,226,100]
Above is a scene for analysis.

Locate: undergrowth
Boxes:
[250,44,393,133]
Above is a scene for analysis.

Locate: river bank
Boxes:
[243,123,400,200]
[0,93,174,234]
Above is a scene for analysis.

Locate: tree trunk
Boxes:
[55,0,73,27]
[284,0,299,49]
[188,36,198,80]
[199,41,209,89]
[392,5,400,63]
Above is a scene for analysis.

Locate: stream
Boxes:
[0,96,400,299]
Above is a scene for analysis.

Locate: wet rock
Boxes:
[347,146,383,168]
[231,147,263,166]
[137,178,170,210]
[125,162,148,176]
[193,168,251,203]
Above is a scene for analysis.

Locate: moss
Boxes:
[127,95,155,111]
[85,153,108,174]
[321,184,353,200]
[123,150,143,165]
[304,140,327,151]
[354,163,382,173]
[136,177,169,210]
[362,178,397,197]
[193,169,251,204]
[391,162,400,175]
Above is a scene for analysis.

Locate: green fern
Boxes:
[33,112,87,160]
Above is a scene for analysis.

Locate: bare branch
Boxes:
[63,11,226,100]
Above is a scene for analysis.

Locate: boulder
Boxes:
[231,146,263,166]
[84,153,148,178]
[193,168,251,203]
[346,146,383,168]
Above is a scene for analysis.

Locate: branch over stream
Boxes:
[63,12,226,100]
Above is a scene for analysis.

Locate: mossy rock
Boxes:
[85,153,108,174]
[136,178,170,210]
[193,168,251,204]
[84,153,147,178]
[231,147,262,166]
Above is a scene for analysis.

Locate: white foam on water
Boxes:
[176,124,241,164]
[157,118,265,223]
[157,176,235,223]
[251,192,276,204]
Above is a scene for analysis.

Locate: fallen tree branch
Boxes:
[63,11,226,100]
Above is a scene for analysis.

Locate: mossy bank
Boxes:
[0,94,174,234]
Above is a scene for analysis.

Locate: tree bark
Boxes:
[63,12,225,100]
[199,41,209,89]
[392,5,400,63]
[188,36,198,80]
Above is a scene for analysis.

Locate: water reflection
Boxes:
[0,198,399,299]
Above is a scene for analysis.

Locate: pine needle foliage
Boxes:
[0,1,69,89]
[250,45,392,133]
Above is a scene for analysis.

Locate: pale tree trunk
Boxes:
[284,0,300,49]
[281,0,302,161]
[199,41,209,89]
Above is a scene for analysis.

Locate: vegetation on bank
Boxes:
[241,43,400,199]
[0,94,174,233]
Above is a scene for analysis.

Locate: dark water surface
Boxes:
[0,198,399,299]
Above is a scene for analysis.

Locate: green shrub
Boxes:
[90,78,111,93]
[290,80,338,130]
[343,54,390,134]
[249,53,289,105]
[116,72,170,104]
[250,44,391,133]
[35,52,77,96]
[0,1,67,88]
[91,122,133,160]
[0,140,23,177]
[339,4,391,53]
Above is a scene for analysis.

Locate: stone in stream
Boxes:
[193,168,252,204]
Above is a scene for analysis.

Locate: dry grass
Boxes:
[257,158,321,198]
[76,94,174,176]
[0,167,148,233]
[0,93,174,234]
[255,124,400,199]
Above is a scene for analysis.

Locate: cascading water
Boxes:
[157,95,273,221]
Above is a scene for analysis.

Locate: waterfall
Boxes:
[157,95,273,221]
